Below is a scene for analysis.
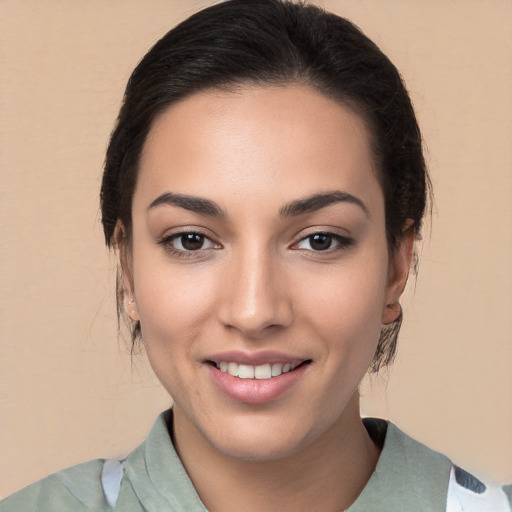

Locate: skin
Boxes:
[120,85,413,512]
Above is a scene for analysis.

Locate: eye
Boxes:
[174,233,210,251]
[158,231,220,256]
[303,233,333,251]
[294,232,353,252]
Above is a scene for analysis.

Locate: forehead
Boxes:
[136,85,382,212]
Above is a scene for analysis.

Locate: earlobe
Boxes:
[382,220,415,324]
[114,221,139,322]
[125,297,140,322]
[382,301,402,325]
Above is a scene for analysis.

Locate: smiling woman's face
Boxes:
[123,85,411,461]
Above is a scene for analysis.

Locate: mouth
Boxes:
[205,355,311,404]
[207,360,311,380]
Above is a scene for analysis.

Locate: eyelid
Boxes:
[173,233,217,250]
[157,227,222,258]
[291,230,355,253]
[157,225,217,242]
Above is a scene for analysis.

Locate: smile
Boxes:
[214,361,301,379]
[206,358,311,404]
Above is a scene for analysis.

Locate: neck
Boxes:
[172,394,380,512]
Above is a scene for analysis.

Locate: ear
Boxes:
[114,221,140,322]
[382,220,415,324]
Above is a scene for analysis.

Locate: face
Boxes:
[123,85,411,461]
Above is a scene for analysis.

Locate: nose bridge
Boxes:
[219,241,291,336]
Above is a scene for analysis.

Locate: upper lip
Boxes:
[205,350,308,367]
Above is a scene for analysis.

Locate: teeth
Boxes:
[227,362,239,377]
[216,361,299,379]
[271,363,282,377]
[254,363,271,380]
[238,364,255,379]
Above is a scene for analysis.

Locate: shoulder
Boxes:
[0,459,111,512]
[352,419,511,512]
[386,421,511,512]
[446,466,511,512]
[0,410,197,512]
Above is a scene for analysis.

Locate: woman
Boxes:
[1,0,510,510]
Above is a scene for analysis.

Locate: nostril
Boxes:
[216,272,293,336]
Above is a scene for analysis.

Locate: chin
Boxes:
[211,432,310,462]
[195,409,329,463]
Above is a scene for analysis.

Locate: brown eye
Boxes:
[158,231,220,256]
[294,232,354,253]
[309,233,333,251]
[180,233,205,251]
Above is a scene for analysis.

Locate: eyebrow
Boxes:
[147,192,226,217]
[147,190,369,219]
[279,191,369,218]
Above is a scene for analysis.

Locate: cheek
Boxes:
[298,255,388,355]
[307,255,388,314]
[132,256,219,350]
[132,260,221,402]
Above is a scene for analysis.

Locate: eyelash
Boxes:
[157,231,221,259]
[292,232,355,254]
[157,230,354,259]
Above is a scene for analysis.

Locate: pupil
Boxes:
[182,233,204,250]
[311,233,332,251]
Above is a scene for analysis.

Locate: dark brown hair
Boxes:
[101,0,430,372]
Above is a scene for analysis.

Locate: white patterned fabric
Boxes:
[446,465,511,512]
[100,459,125,507]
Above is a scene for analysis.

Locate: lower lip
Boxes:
[207,364,309,405]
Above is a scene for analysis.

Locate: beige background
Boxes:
[1,0,511,498]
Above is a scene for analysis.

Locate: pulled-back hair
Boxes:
[101,0,430,372]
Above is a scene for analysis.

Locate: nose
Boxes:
[217,246,293,339]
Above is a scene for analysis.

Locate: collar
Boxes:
[118,410,451,512]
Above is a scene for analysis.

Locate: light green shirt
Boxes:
[1,410,510,511]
